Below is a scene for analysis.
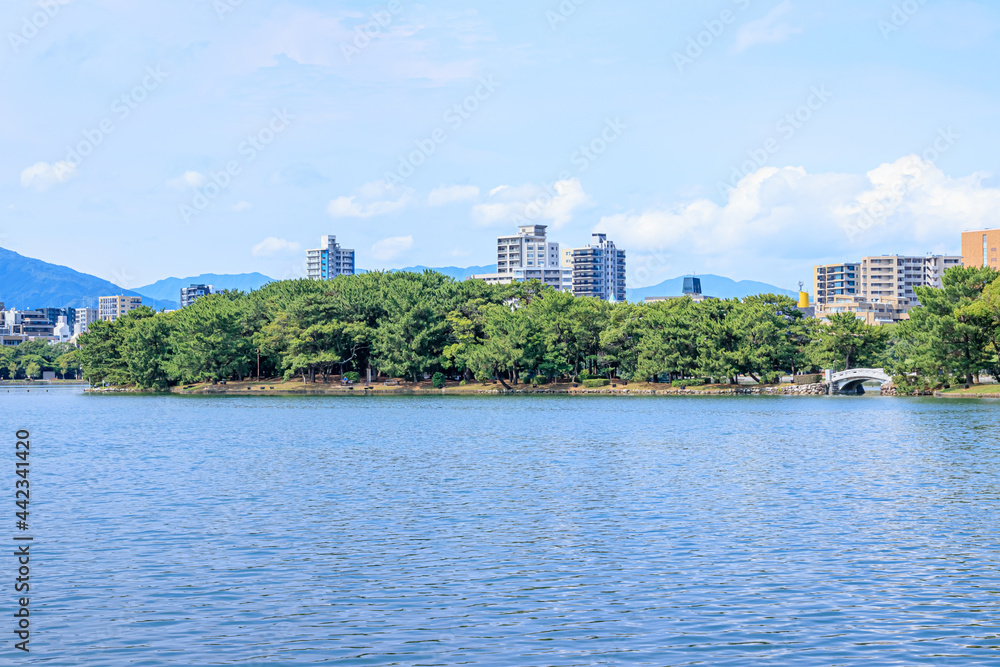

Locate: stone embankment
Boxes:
[881,384,934,397]
[475,383,831,396]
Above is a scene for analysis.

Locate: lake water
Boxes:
[3,387,1000,665]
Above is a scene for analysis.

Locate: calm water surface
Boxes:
[3,388,1000,665]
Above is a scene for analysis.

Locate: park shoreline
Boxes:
[84,380,842,397]
[78,380,1000,399]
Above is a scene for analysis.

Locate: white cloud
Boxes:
[599,156,1000,284]
[732,1,803,54]
[252,237,301,257]
[327,180,412,218]
[472,178,591,228]
[428,184,480,206]
[233,201,253,212]
[20,162,76,191]
[371,235,414,262]
[167,171,206,190]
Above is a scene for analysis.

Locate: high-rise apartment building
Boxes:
[859,255,960,303]
[563,233,627,302]
[306,235,355,280]
[814,263,861,308]
[181,284,215,308]
[962,229,1000,270]
[815,255,962,324]
[98,296,143,322]
[471,225,571,291]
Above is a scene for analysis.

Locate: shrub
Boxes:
[672,379,706,388]
[344,371,361,383]
[432,372,446,389]
[459,380,467,386]
[583,379,610,388]
[532,376,549,386]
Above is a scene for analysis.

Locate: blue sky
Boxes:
[2,0,1000,290]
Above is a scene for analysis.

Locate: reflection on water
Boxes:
[5,389,1000,665]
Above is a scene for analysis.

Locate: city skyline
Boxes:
[3,1,1000,290]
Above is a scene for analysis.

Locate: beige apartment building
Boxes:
[99,295,143,322]
[820,294,913,326]
[962,229,1000,270]
[814,255,961,324]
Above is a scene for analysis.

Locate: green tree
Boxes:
[467,304,531,387]
[121,313,174,389]
[373,274,452,382]
[56,349,81,380]
[79,318,129,385]
[731,295,805,384]
[695,299,741,384]
[904,266,999,386]
[634,298,699,382]
[169,294,253,383]
[810,312,890,371]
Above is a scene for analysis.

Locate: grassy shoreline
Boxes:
[934,385,1000,399]
[80,379,832,397]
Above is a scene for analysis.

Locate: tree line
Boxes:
[0,340,80,381]
[884,266,1000,391]
[75,271,896,390]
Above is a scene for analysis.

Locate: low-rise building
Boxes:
[0,335,29,347]
[181,284,214,308]
[74,308,99,336]
[819,294,913,326]
[98,296,143,322]
[53,316,72,342]
[2,309,55,337]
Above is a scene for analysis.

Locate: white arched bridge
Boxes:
[826,368,892,395]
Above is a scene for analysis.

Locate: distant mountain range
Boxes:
[133,273,275,306]
[358,265,497,280]
[0,246,797,313]
[393,265,496,280]
[0,247,175,311]
[627,275,799,302]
